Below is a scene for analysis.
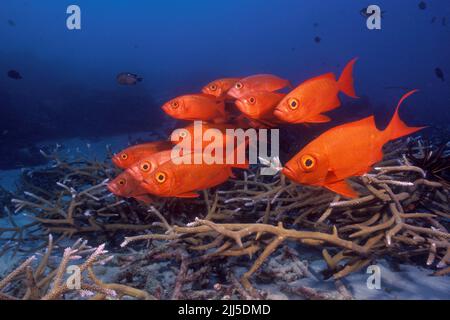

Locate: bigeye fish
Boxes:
[107,171,154,204]
[133,153,248,199]
[202,78,241,99]
[282,90,425,198]
[227,74,291,100]
[116,72,143,85]
[235,91,285,126]
[161,94,228,123]
[112,141,173,169]
[274,58,358,124]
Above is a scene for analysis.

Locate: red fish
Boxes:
[202,78,241,99]
[132,153,248,198]
[161,94,228,123]
[235,91,285,125]
[107,171,154,204]
[112,141,173,169]
[282,90,425,198]
[274,58,358,124]
[227,74,291,99]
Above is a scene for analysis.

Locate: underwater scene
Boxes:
[0,0,449,302]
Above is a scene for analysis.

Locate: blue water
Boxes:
[1,0,449,168]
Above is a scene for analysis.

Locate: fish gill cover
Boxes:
[0,0,449,302]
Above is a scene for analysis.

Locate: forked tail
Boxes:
[338,57,358,98]
[383,90,426,142]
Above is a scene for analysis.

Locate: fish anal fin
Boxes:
[324,180,358,198]
[176,192,200,198]
[305,114,332,123]
[134,195,153,204]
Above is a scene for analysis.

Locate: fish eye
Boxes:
[155,172,167,184]
[288,98,299,110]
[140,162,151,172]
[118,179,126,186]
[300,155,316,172]
[120,153,128,160]
[209,84,217,91]
[171,101,179,109]
[248,97,256,104]
[235,82,243,90]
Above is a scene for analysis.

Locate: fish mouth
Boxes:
[273,109,285,120]
[281,166,297,182]
[227,89,239,99]
[234,100,245,112]
[128,167,144,183]
[107,183,118,195]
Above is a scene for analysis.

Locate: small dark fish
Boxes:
[314,36,321,43]
[313,22,319,27]
[443,17,447,26]
[291,47,296,52]
[431,16,436,24]
[7,19,15,26]
[418,1,427,10]
[7,70,22,80]
[435,68,445,82]
[116,72,143,85]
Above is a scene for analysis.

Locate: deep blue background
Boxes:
[0,0,449,160]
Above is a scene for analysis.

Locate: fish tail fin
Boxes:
[384,90,426,142]
[338,57,358,98]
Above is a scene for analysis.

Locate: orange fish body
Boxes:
[274,58,358,124]
[235,91,285,124]
[112,141,172,169]
[202,78,241,99]
[227,74,291,99]
[161,94,228,123]
[107,171,154,204]
[136,154,248,198]
[282,90,424,198]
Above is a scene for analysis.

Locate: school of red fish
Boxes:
[108,58,424,202]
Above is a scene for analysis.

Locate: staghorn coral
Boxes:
[0,235,154,300]
[1,137,449,299]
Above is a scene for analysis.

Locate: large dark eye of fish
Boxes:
[155,172,167,184]
[300,154,316,172]
[140,162,151,172]
[121,153,128,160]
[288,98,299,110]
[118,179,126,186]
[209,84,217,91]
[248,97,256,104]
[235,82,243,90]
[171,101,179,109]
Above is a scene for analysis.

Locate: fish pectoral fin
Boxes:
[324,180,358,198]
[305,114,332,123]
[176,192,200,198]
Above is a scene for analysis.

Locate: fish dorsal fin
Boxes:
[308,72,336,83]
[305,114,331,123]
[324,180,358,198]
[346,115,377,130]
[176,192,200,198]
